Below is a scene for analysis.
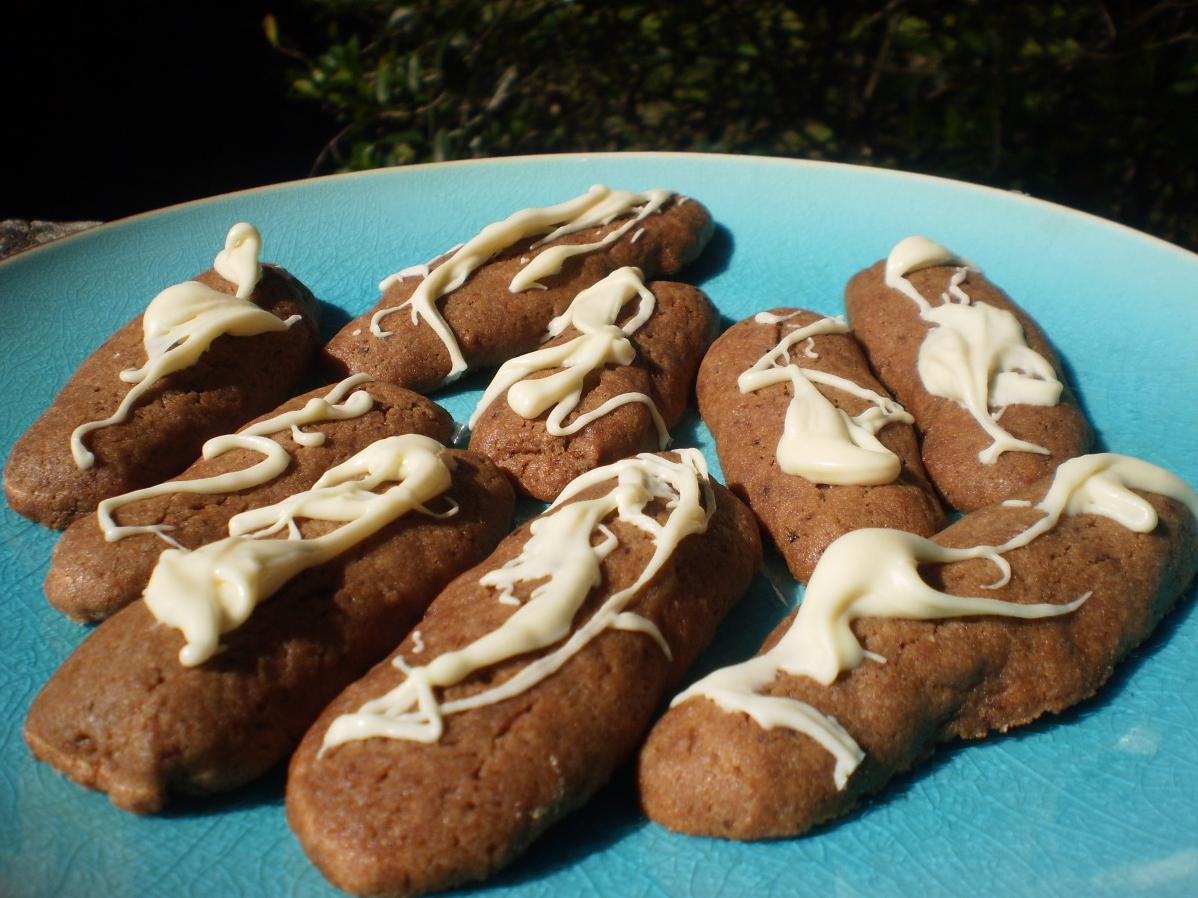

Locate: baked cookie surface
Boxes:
[469,272,716,500]
[25,447,514,814]
[698,308,943,582]
[287,451,760,897]
[5,256,321,529]
[639,455,1198,839]
[844,239,1093,511]
[323,188,713,392]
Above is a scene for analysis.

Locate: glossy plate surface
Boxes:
[1,153,1195,898]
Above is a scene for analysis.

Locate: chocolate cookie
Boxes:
[323,188,712,392]
[698,308,943,582]
[46,379,452,622]
[24,448,514,814]
[469,272,716,500]
[639,454,1197,839]
[844,237,1092,511]
[5,255,320,529]
[287,451,761,897]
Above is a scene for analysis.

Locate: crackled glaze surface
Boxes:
[1,154,1195,898]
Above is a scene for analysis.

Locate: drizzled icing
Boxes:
[740,314,913,485]
[675,453,1198,789]
[369,185,674,384]
[884,236,1063,464]
[467,267,668,446]
[96,374,375,546]
[144,434,455,667]
[70,223,302,469]
[321,450,714,751]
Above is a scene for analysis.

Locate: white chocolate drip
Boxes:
[377,243,464,292]
[675,452,1198,789]
[96,374,375,545]
[467,267,668,446]
[369,185,674,384]
[213,222,263,300]
[321,450,714,750]
[144,434,455,667]
[885,236,1063,464]
[70,223,299,469]
[739,315,913,486]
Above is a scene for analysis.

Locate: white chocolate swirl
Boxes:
[885,236,1063,464]
[739,314,913,485]
[96,374,375,546]
[70,223,301,469]
[674,453,1198,789]
[321,449,714,750]
[370,185,674,384]
[467,267,668,446]
[144,434,455,667]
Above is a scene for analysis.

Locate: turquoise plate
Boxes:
[2,153,1196,898]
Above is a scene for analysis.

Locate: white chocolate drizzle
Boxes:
[884,236,1063,464]
[96,374,375,546]
[321,450,714,750]
[467,267,668,446]
[369,185,674,384]
[70,223,301,469]
[144,434,455,667]
[739,315,913,486]
[675,452,1198,789]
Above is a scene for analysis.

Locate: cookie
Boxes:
[697,308,943,582]
[286,451,761,897]
[24,444,514,813]
[468,268,716,500]
[45,377,452,622]
[844,236,1092,511]
[639,454,1198,839]
[5,223,320,529]
[323,187,712,392]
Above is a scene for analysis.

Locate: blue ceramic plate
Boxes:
[2,153,1195,898]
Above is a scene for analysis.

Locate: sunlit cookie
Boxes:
[844,236,1092,512]
[286,451,760,898]
[24,441,514,814]
[639,454,1198,839]
[697,307,944,582]
[468,267,716,500]
[46,377,452,622]
[323,186,713,392]
[5,223,321,529]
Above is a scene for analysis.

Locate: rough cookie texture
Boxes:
[469,281,716,500]
[638,480,1197,840]
[4,265,321,529]
[45,382,452,622]
[698,309,943,582]
[322,196,712,392]
[24,451,514,814]
[845,261,1092,512]
[286,457,761,898]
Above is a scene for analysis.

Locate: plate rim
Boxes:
[4,151,1194,273]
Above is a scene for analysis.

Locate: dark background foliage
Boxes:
[273,0,1198,250]
[5,1,1196,250]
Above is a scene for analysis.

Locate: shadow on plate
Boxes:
[158,763,287,820]
[686,222,734,293]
